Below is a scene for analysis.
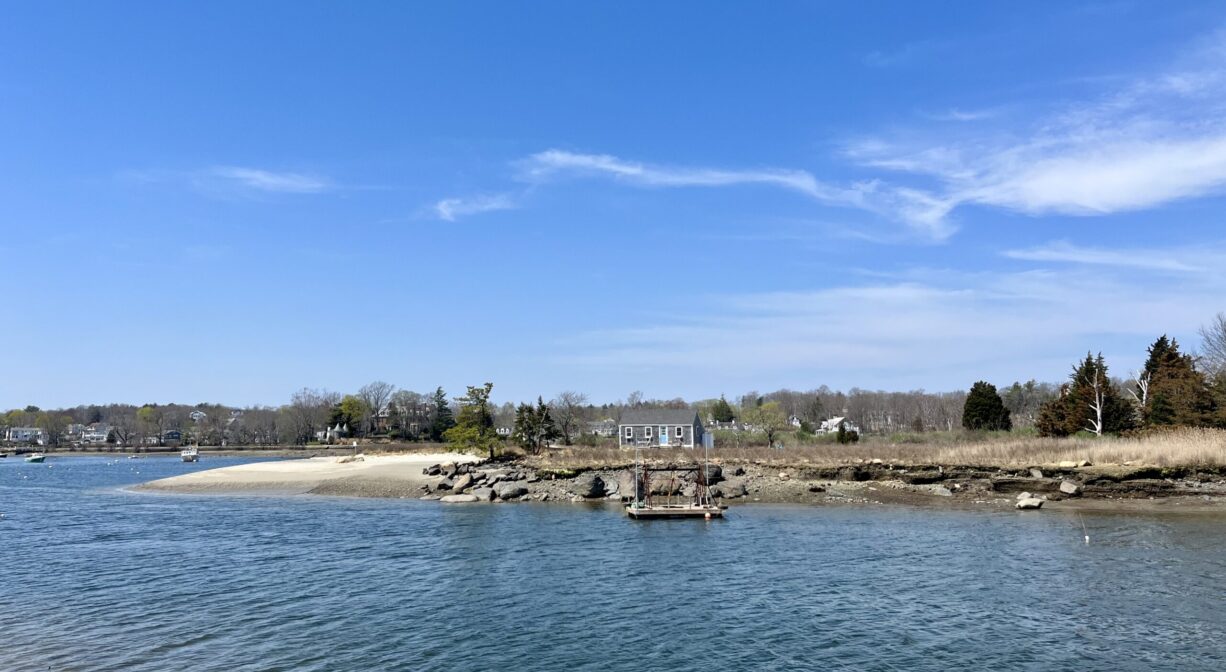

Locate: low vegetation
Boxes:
[529,428,1226,470]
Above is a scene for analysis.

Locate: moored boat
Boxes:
[181,446,199,463]
[24,453,46,463]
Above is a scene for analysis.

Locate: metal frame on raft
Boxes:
[626,432,725,520]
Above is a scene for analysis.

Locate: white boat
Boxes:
[25,453,46,463]
[181,446,199,463]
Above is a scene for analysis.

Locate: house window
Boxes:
[645,426,652,439]
[624,426,633,439]
[676,426,684,438]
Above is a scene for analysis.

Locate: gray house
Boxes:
[618,408,708,449]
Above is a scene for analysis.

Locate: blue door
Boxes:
[659,426,668,446]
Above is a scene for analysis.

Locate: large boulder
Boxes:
[437,477,454,491]
[482,469,510,485]
[452,473,473,493]
[442,462,458,478]
[1059,480,1082,496]
[701,465,724,484]
[423,464,442,476]
[1016,491,1033,501]
[494,482,528,500]
[714,480,746,499]
[1016,497,1044,510]
[440,494,479,503]
[1029,468,1044,479]
[573,473,606,498]
[471,487,495,502]
[603,477,619,496]
[615,471,637,498]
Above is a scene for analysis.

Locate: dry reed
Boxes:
[526,428,1226,469]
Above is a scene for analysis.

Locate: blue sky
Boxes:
[4,1,1226,409]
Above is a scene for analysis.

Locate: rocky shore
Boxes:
[136,452,1226,513]
[412,458,1226,513]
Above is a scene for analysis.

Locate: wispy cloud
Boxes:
[433,193,517,221]
[518,149,956,239]
[207,166,331,194]
[1004,241,1215,273]
[432,31,1226,242]
[924,107,1000,122]
[553,262,1226,390]
[120,166,334,197]
[863,39,952,68]
[848,32,1226,222]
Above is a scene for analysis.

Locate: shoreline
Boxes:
[130,452,1226,515]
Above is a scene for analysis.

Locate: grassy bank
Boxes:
[526,428,1226,470]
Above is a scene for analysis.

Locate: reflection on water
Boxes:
[2,457,1224,671]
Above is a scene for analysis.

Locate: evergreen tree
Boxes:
[443,383,498,459]
[1037,353,1136,437]
[1137,335,1215,427]
[429,386,455,442]
[511,396,559,455]
[712,395,736,423]
[961,381,1012,431]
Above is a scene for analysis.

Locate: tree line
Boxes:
[6,312,1226,447]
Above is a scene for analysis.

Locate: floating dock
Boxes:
[626,504,724,520]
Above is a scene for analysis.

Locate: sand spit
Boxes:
[137,453,480,496]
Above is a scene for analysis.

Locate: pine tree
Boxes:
[962,381,1012,431]
[429,386,455,442]
[1137,335,1215,427]
[1037,353,1136,437]
[444,383,499,459]
[712,395,736,423]
[512,397,560,455]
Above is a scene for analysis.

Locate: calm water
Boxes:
[2,456,1225,671]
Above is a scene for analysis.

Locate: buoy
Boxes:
[704,512,712,520]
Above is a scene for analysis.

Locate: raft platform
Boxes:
[626,504,724,520]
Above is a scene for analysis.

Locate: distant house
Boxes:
[817,417,860,434]
[189,410,208,423]
[618,409,709,449]
[162,429,183,447]
[81,423,112,445]
[586,418,617,437]
[5,427,47,445]
[495,426,513,437]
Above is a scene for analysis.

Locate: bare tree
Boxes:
[1199,312,1226,378]
[107,406,138,446]
[1086,367,1105,437]
[550,391,588,445]
[357,381,396,435]
[285,388,337,445]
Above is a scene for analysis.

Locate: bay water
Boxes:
[2,456,1224,671]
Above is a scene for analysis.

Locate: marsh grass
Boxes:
[526,428,1226,469]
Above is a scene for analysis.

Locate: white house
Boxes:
[82,423,112,445]
[817,416,860,434]
[5,427,47,445]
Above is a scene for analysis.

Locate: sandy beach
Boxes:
[137,453,480,496]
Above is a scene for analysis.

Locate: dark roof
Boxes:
[619,408,700,426]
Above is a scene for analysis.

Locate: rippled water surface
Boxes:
[2,456,1225,671]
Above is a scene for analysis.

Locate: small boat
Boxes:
[181,446,199,463]
[24,453,46,464]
